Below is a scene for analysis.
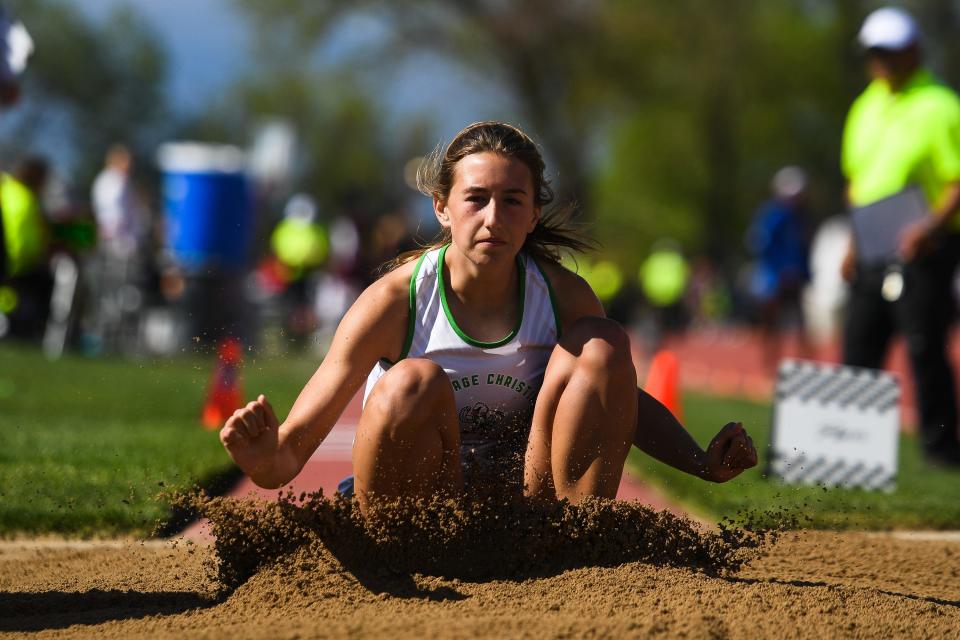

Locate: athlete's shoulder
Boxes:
[333,258,417,362]
[534,257,604,325]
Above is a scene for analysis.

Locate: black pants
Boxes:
[5,267,54,342]
[843,233,960,453]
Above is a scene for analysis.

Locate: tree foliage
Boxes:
[591,0,863,272]
[230,0,960,272]
[233,0,607,204]
[181,66,431,223]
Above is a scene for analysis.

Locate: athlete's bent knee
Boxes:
[365,358,452,427]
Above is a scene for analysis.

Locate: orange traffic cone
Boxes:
[201,337,244,429]
[644,349,683,422]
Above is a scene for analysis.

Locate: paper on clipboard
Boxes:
[850,187,929,265]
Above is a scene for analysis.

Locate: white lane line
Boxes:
[310,421,357,460]
[888,531,960,543]
[0,539,172,550]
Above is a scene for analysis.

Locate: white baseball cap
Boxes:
[283,193,318,223]
[858,7,920,50]
[772,166,808,200]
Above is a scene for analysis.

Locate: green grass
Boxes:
[627,390,960,529]
[0,343,316,537]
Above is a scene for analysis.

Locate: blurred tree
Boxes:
[904,0,960,88]
[593,0,859,273]
[232,0,607,205]
[231,0,960,278]
[596,0,960,273]
[1,0,169,187]
[181,67,430,224]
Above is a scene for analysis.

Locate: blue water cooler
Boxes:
[158,143,253,272]
[157,143,255,346]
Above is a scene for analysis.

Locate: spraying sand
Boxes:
[1,492,958,639]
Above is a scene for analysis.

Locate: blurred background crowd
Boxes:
[0,0,957,367]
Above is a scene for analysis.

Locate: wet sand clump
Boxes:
[170,490,773,592]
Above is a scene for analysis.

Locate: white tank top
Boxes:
[364,244,561,447]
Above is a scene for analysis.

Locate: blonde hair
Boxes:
[385,121,593,271]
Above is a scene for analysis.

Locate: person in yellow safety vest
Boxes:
[271,193,329,282]
[841,7,960,469]
[0,156,51,340]
[1,161,48,278]
[269,193,329,345]
[841,8,960,467]
[638,240,690,350]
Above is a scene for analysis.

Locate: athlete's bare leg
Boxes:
[353,358,462,516]
[525,317,638,502]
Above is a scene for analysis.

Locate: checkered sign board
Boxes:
[769,359,900,492]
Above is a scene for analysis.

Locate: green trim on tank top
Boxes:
[530,257,562,338]
[437,243,525,349]
[381,250,428,365]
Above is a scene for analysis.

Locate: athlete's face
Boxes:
[435,152,540,265]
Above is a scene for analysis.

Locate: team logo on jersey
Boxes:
[458,402,505,435]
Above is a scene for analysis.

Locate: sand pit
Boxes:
[1,494,958,639]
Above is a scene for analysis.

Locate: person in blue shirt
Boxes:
[746,166,813,372]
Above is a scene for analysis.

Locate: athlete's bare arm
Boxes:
[220,262,414,488]
[538,260,757,482]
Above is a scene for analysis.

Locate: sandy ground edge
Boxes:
[2,529,960,550]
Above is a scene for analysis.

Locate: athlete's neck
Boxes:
[444,245,519,313]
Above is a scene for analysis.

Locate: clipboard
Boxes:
[849,187,929,266]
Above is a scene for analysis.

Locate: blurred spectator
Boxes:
[805,216,850,344]
[638,239,690,352]
[92,145,148,259]
[86,144,150,354]
[327,215,361,275]
[269,193,328,346]
[40,178,97,359]
[271,194,328,281]
[745,166,813,371]
[0,156,51,340]
[841,7,960,466]
[312,215,361,353]
[686,256,732,328]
